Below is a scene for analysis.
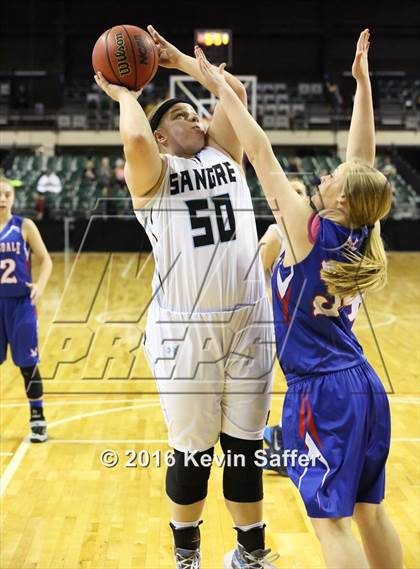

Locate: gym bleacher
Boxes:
[1,76,419,132]
[5,151,419,221]
[6,153,131,219]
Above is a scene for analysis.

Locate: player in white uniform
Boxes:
[95,25,278,569]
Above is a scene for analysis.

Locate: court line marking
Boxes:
[46,438,420,444]
[0,452,14,456]
[1,398,419,499]
[355,314,397,329]
[0,401,159,498]
[1,395,418,408]
[387,397,420,404]
[48,402,159,428]
[122,256,135,279]
[48,439,167,444]
[0,398,160,408]
[0,439,30,498]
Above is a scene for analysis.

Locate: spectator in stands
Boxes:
[381,156,397,177]
[37,169,62,194]
[97,157,117,217]
[98,157,112,187]
[36,169,62,220]
[113,158,125,188]
[402,89,413,110]
[289,156,302,173]
[84,159,96,182]
[35,145,48,171]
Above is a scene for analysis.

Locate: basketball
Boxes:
[92,25,159,90]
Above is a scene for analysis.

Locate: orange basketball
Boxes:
[92,25,159,90]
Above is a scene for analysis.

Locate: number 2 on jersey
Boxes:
[0,259,18,284]
[185,193,236,248]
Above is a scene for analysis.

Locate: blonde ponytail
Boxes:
[320,160,393,298]
[321,226,388,298]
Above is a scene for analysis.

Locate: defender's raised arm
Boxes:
[346,29,375,166]
[148,25,247,163]
[194,46,312,256]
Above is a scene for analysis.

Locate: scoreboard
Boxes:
[194,29,233,67]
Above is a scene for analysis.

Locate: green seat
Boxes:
[46,156,57,170]
[33,155,43,170]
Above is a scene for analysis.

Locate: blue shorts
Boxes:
[282,361,390,518]
[0,296,39,367]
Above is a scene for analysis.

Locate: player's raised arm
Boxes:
[147,25,246,164]
[346,29,375,166]
[195,47,312,248]
[94,72,164,198]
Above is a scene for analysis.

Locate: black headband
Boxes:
[149,98,195,132]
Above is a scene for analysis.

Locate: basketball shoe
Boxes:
[263,425,288,476]
[224,544,280,568]
[174,547,200,568]
[29,419,48,443]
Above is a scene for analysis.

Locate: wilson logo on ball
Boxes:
[115,31,131,76]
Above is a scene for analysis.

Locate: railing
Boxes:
[1,107,419,132]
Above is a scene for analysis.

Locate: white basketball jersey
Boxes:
[135,146,265,312]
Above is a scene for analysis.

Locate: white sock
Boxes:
[171,519,201,530]
[235,521,265,532]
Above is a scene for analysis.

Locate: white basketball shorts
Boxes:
[144,296,274,452]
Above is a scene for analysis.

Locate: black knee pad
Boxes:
[166,447,214,505]
[220,433,263,503]
[20,366,43,399]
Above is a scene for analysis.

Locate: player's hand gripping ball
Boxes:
[92,25,159,90]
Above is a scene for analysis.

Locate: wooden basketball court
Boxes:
[1,252,419,568]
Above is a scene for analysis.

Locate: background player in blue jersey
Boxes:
[0,178,53,443]
[197,28,403,569]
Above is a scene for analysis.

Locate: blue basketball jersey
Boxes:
[0,215,32,298]
[272,214,369,382]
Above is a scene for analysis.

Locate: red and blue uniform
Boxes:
[0,215,39,367]
[272,214,390,518]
